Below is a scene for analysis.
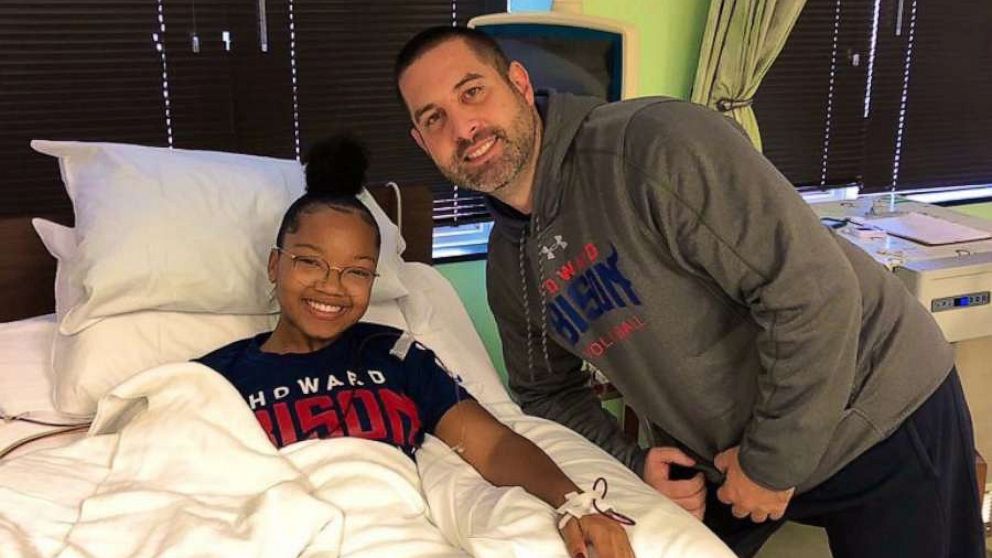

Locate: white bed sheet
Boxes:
[0,315,88,457]
[0,262,733,557]
[0,314,59,417]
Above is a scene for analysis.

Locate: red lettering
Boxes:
[379,389,422,447]
[574,252,589,270]
[614,320,635,340]
[295,396,341,438]
[337,390,387,440]
[585,243,599,261]
[272,402,298,446]
[543,278,560,294]
[557,261,577,281]
[254,409,278,446]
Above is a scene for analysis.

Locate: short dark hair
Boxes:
[393,25,511,111]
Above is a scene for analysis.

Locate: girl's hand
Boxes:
[559,513,635,558]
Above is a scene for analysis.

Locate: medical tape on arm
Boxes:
[555,477,637,529]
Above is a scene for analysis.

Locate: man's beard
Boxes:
[438,98,537,195]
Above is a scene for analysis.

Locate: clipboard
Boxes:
[853,212,992,246]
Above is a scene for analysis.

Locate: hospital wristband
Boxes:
[555,477,637,530]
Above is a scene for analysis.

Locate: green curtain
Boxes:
[691,0,806,151]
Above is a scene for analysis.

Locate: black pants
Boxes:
[704,369,986,558]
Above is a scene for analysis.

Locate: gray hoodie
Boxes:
[486,93,954,493]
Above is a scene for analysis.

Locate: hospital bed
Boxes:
[0,141,733,557]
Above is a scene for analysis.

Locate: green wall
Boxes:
[583,0,710,99]
[952,202,992,221]
[435,260,501,378]
[433,260,507,379]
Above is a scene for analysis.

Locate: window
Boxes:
[865,0,992,193]
[432,220,494,260]
[753,0,872,189]
[162,0,296,158]
[1,0,506,223]
[755,0,992,195]
[0,2,168,216]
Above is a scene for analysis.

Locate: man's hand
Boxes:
[559,513,635,558]
[714,446,794,523]
[641,447,706,520]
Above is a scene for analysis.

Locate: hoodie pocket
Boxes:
[905,413,940,478]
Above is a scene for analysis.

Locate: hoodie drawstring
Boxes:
[532,213,554,375]
[517,215,555,383]
[519,227,537,383]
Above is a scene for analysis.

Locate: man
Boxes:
[394,26,985,557]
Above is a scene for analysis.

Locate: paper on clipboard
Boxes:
[852,212,992,246]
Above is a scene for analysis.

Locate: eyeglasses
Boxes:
[274,247,378,289]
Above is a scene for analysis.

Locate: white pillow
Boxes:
[33,214,406,331]
[357,188,408,269]
[31,219,79,322]
[396,262,514,408]
[30,140,407,335]
[52,311,278,417]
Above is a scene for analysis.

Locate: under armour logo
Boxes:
[540,235,568,260]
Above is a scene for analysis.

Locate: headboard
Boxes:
[0,183,434,323]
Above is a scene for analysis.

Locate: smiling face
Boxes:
[264,206,378,354]
[399,38,540,204]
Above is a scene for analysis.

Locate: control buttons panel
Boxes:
[931,291,991,312]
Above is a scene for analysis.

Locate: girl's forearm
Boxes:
[473,428,578,508]
[433,400,580,508]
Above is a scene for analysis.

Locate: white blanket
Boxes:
[0,362,465,558]
[0,362,733,558]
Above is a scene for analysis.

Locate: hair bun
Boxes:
[304,132,369,197]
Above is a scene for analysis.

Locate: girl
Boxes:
[197,135,635,558]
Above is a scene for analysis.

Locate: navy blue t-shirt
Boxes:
[196,322,470,458]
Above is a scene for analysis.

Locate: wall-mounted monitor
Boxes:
[469,11,639,101]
